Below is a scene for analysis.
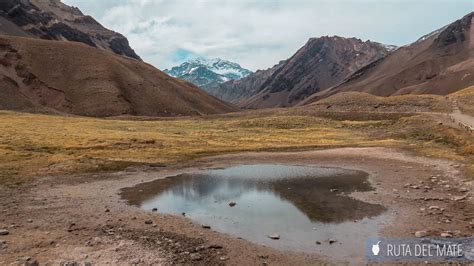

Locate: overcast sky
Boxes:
[62,0,473,71]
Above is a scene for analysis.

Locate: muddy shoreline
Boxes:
[0,147,472,265]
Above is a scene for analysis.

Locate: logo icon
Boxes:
[372,241,381,256]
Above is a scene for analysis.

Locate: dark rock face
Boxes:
[218,36,391,108]
[207,60,286,104]
[0,0,141,60]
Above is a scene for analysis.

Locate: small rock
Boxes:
[182,212,186,216]
[229,202,237,207]
[152,208,158,212]
[267,234,280,240]
[130,258,141,264]
[190,253,202,261]
[105,209,110,213]
[441,232,453,238]
[315,241,321,245]
[415,231,429,238]
[459,188,469,192]
[411,185,420,189]
[27,219,33,223]
[25,259,39,266]
[428,206,440,210]
[202,225,211,229]
[330,188,338,192]
[144,220,153,225]
[208,244,223,249]
[0,229,9,235]
[219,256,229,261]
[453,194,468,201]
[329,239,337,244]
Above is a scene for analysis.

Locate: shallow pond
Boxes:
[120,164,388,259]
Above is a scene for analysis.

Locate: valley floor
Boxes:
[0,148,472,265]
[0,107,473,264]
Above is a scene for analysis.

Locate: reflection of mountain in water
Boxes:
[120,165,385,224]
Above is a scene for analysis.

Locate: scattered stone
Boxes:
[315,241,321,245]
[0,229,9,235]
[267,234,280,240]
[130,258,142,264]
[428,206,440,210]
[25,259,39,266]
[27,219,33,223]
[182,212,186,216]
[190,253,202,261]
[229,202,237,207]
[459,188,469,193]
[105,209,110,213]
[411,185,420,189]
[202,225,211,229]
[60,261,80,266]
[208,244,223,249]
[453,194,468,201]
[415,231,429,238]
[144,220,153,225]
[152,208,158,212]
[329,239,337,244]
[330,188,338,193]
[441,232,453,238]
[220,256,229,261]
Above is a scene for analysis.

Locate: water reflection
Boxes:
[120,164,387,255]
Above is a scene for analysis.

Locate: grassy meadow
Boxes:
[0,109,472,185]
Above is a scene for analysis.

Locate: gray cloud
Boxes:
[63,0,472,71]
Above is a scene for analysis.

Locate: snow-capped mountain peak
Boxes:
[164,57,252,90]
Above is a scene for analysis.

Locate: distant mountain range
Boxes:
[164,58,252,90]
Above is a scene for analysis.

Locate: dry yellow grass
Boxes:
[0,109,472,185]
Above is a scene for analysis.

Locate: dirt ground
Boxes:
[0,147,473,265]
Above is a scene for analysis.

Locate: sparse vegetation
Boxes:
[0,109,472,185]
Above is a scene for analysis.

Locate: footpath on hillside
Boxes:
[448,99,474,133]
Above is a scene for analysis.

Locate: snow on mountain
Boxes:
[164,58,252,91]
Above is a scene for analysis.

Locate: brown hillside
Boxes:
[240,36,391,108]
[308,92,450,113]
[303,12,474,104]
[0,36,237,117]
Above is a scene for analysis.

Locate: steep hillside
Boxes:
[0,0,140,60]
[303,12,474,104]
[240,36,392,108]
[0,36,237,117]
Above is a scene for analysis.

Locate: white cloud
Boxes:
[63,0,472,71]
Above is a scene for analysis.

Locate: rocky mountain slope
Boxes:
[0,36,237,116]
[206,60,286,104]
[164,58,252,91]
[240,37,392,108]
[0,0,140,60]
[303,12,474,104]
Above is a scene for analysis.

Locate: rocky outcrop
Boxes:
[0,0,141,60]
